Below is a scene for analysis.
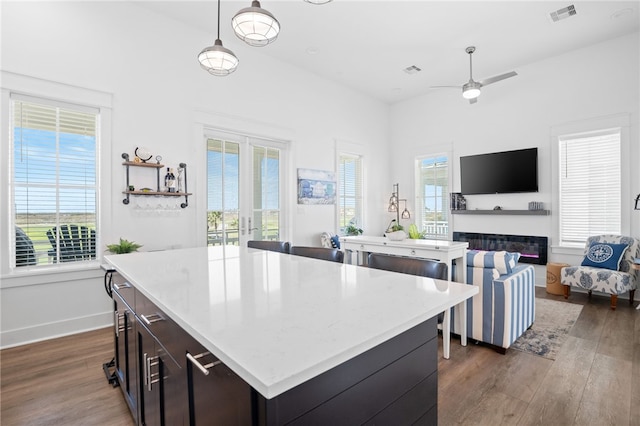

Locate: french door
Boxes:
[206,130,284,247]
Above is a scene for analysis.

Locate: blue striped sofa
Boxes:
[453,250,536,352]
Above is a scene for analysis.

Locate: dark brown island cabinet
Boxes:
[106,269,438,425]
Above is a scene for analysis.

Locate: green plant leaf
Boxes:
[106,238,142,254]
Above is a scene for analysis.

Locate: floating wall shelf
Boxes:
[451,209,550,216]
[121,153,191,208]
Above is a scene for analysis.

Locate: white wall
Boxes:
[0,1,390,348]
[389,32,640,283]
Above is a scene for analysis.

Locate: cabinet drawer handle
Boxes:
[186,352,222,376]
[140,313,164,325]
[112,282,131,291]
[144,353,160,392]
[411,250,416,255]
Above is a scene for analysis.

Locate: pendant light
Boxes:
[198,0,239,76]
[304,0,333,4]
[232,1,280,47]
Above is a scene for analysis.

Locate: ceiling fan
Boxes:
[432,46,517,104]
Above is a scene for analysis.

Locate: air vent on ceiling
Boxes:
[403,65,422,75]
[550,5,577,22]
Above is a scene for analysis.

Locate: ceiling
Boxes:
[135,1,639,104]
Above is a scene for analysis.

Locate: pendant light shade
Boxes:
[304,0,333,4]
[198,0,239,76]
[232,1,280,47]
[198,39,239,76]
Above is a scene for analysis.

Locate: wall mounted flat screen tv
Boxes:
[460,147,538,195]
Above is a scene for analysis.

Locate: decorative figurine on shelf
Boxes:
[177,167,184,193]
[134,147,153,163]
[128,185,135,191]
[156,155,162,165]
[133,156,141,163]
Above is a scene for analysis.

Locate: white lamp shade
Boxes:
[232,1,280,47]
[198,40,239,76]
[304,0,333,4]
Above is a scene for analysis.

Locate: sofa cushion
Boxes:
[467,250,519,274]
[581,242,628,271]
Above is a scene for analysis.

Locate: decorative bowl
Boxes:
[384,230,407,241]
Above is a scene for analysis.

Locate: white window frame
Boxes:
[414,152,451,240]
[1,71,112,278]
[335,139,366,235]
[551,113,631,255]
[337,153,364,235]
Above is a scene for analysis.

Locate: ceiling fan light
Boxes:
[198,39,239,76]
[462,81,481,99]
[232,1,280,47]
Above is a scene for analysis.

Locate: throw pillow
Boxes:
[330,235,341,249]
[581,242,628,271]
[467,250,518,274]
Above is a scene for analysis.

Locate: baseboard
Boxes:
[0,311,112,349]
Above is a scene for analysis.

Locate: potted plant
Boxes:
[345,224,363,236]
[106,238,142,254]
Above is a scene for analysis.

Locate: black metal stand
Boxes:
[102,357,119,387]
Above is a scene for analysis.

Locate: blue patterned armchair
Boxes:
[452,250,536,353]
[561,235,640,310]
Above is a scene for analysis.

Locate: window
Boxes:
[415,154,449,239]
[10,95,98,267]
[338,153,363,234]
[558,128,621,247]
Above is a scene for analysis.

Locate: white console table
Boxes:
[340,235,469,359]
[339,236,468,283]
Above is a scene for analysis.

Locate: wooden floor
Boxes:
[1,287,638,425]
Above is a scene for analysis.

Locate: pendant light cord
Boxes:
[217,0,221,40]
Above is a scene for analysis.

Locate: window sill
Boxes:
[1,261,104,289]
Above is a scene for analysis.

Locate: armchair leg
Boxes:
[610,295,618,310]
[563,284,570,299]
[630,290,636,305]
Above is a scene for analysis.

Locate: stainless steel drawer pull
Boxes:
[144,353,160,391]
[112,282,132,291]
[140,313,164,325]
[186,352,222,376]
[114,312,119,337]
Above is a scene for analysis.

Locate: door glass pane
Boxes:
[207,138,240,246]
[417,155,448,239]
[252,145,280,241]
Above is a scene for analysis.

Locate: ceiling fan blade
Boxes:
[469,97,478,105]
[479,71,517,86]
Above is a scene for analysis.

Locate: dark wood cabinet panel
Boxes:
[108,269,440,426]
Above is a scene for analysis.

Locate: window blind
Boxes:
[12,96,98,267]
[559,129,621,246]
[338,154,363,231]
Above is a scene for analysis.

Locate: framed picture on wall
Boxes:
[297,168,336,205]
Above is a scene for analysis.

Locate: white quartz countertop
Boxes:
[105,245,477,399]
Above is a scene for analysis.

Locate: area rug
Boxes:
[510,298,583,360]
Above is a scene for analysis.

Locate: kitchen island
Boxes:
[105,245,478,425]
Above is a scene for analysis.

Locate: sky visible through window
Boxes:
[207,150,279,211]
[14,128,96,214]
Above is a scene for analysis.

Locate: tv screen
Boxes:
[460,148,538,195]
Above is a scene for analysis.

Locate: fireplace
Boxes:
[453,232,548,265]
